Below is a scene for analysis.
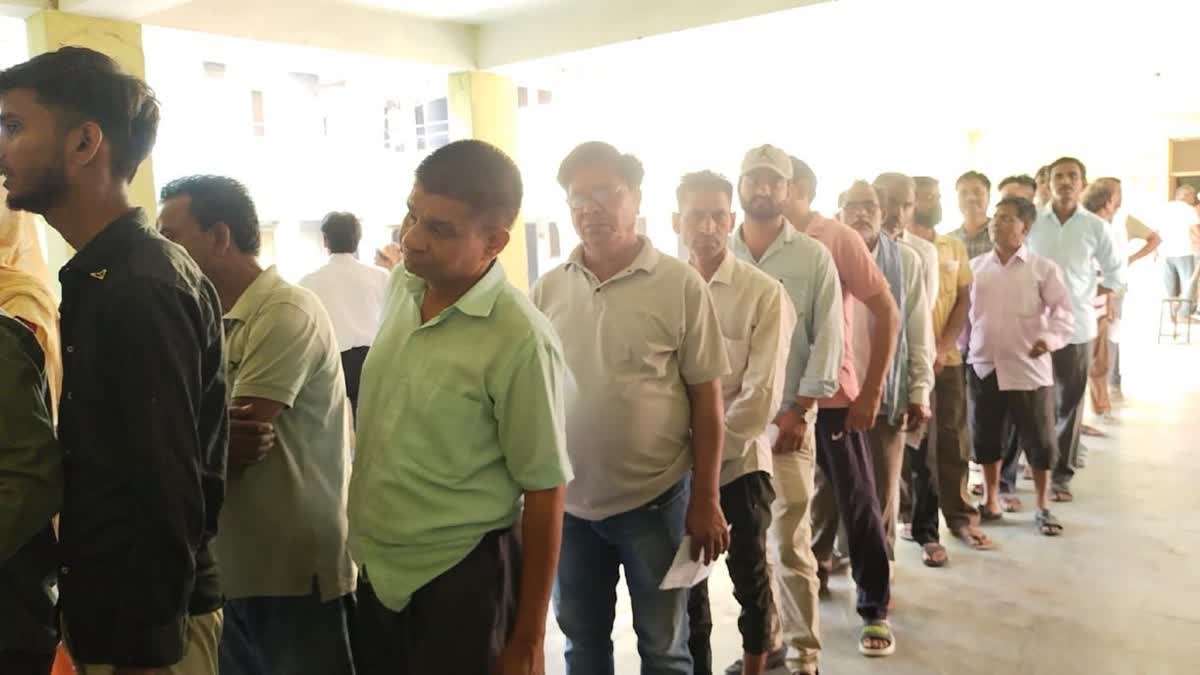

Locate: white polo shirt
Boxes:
[299,254,390,351]
[531,237,730,520]
[705,253,797,485]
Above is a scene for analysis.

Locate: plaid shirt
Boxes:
[949,224,994,260]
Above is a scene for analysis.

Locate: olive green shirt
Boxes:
[215,266,356,601]
[350,262,572,612]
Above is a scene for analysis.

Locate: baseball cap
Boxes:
[741,145,793,180]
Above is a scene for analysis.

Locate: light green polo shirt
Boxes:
[215,266,356,601]
[349,261,572,612]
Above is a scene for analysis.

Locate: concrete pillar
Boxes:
[447,70,529,291]
[24,10,157,283]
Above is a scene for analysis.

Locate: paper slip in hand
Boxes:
[659,536,717,590]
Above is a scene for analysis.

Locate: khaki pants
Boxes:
[74,610,223,675]
[766,418,820,674]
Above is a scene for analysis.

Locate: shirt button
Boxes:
[66,345,74,353]
[66,392,73,400]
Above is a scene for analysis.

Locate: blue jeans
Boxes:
[219,587,355,675]
[554,478,692,675]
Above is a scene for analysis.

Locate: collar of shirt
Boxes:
[328,253,359,265]
[565,234,660,283]
[403,259,506,319]
[984,244,1030,269]
[59,208,147,283]
[732,220,797,264]
[706,252,737,288]
[224,265,286,325]
[1044,205,1089,227]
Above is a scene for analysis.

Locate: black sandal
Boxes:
[1036,509,1063,536]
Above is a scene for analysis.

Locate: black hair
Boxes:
[557,141,644,191]
[998,174,1037,193]
[0,47,159,183]
[1083,178,1120,214]
[321,211,362,254]
[996,196,1038,229]
[416,139,523,230]
[789,156,818,200]
[956,170,991,192]
[1048,157,1087,183]
[913,176,938,190]
[160,175,261,255]
[1035,165,1051,181]
[676,170,733,208]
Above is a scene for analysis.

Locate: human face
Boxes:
[675,189,733,265]
[842,184,883,247]
[566,162,640,251]
[914,182,942,228]
[400,182,507,287]
[999,182,1035,202]
[989,203,1028,255]
[1049,162,1084,207]
[882,181,916,233]
[158,195,224,276]
[738,169,789,221]
[957,178,989,223]
[786,177,815,221]
[0,88,70,214]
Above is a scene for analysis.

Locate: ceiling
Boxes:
[342,0,565,23]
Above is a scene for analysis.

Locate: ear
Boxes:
[671,212,681,235]
[484,226,511,259]
[211,221,234,255]
[631,187,643,214]
[69,121,104,170]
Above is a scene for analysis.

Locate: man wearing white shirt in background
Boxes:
[300,211,390,419]
[675,171,797,675]
[1158,185,1200,323]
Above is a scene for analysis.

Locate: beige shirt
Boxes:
[217,266,356,601]
[897,229,939,308]
[705,254,796,486]
[932,235,972,366]
[532,237,730,520]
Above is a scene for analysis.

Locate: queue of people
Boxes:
[0,46,1160,675]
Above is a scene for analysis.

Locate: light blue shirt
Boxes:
[732,223,844,405]
[1027,206,1126,345]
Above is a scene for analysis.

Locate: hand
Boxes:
[375,243,402,271]
[1105,297,1117,322]
[905,403,931,432]
[933,350,947,375]
[685,493,729,565]
[229,404,275,466]
[494,635,544,675]
[772,407,810,455]
[1029,339,1050,359]
[846,391,881,432]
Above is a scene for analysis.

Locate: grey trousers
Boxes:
[1051,342,1091,488]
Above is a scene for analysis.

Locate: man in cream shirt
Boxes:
[673,171,796,675]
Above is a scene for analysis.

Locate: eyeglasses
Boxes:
[567,185,626,211]
[842,200,880,215]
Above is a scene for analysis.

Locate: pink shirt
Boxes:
[803,214,891,409]
[966,246,1075,391]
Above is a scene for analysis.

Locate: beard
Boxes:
[5,161,68,215]
[914,205,942,228]
[741,196,783,220]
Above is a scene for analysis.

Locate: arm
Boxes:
[1125,215,1162,265]
[499,486,565,674]
[725,284,797,447]
[859,290,900,412]
[1095,219,1126,294]
[940,286,971,355]
[0,319,62,564]
[1040,262,1077,353]
[796,249,845,401]
[1129,231,1162,265]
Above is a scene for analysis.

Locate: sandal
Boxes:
[999,493,1023,513]
[859,620,896,657]
[953,526,994,551]
[921,542,948,567]
[1050,486,1074,503]
[978,502,1003,521]
[1036,509,1063,536]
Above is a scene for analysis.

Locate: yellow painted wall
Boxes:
[25,10,158,284]
[448,70,529,291]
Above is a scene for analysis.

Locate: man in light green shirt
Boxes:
[158,175,356,675]
[350,140,572,675]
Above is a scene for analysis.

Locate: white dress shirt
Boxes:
[705,253,797,486]
[299,254,390,351]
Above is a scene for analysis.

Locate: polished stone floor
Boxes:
[544,279,1197,674]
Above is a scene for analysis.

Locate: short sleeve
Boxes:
[678,270,731,385]
[830,222,889,303]
[232,300,323,406]
[495,334,573,491]
[1125,215,1154,241]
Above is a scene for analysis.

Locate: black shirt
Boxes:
[57,209,228,667]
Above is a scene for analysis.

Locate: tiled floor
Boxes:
[543,275,1197,675]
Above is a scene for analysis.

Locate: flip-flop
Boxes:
[921,542,948,567]
[859,621,896,657]
[1036,509,1063,536]
[953,526,995,551]
[1050,486,1074,503]
[978,503,1004,522]
[999,493,1023,513]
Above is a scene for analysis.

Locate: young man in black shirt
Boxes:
[0,47,236,675]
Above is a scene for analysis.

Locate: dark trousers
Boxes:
[220,584,356,675]
[910,365,978,545]
[814,408,890,622]
[355,528,520,675]
[1051,343,1091,488]
[968,370,1058,471]
[688,472,776,674]
[0,651,53,675]
[341,346,370,422]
